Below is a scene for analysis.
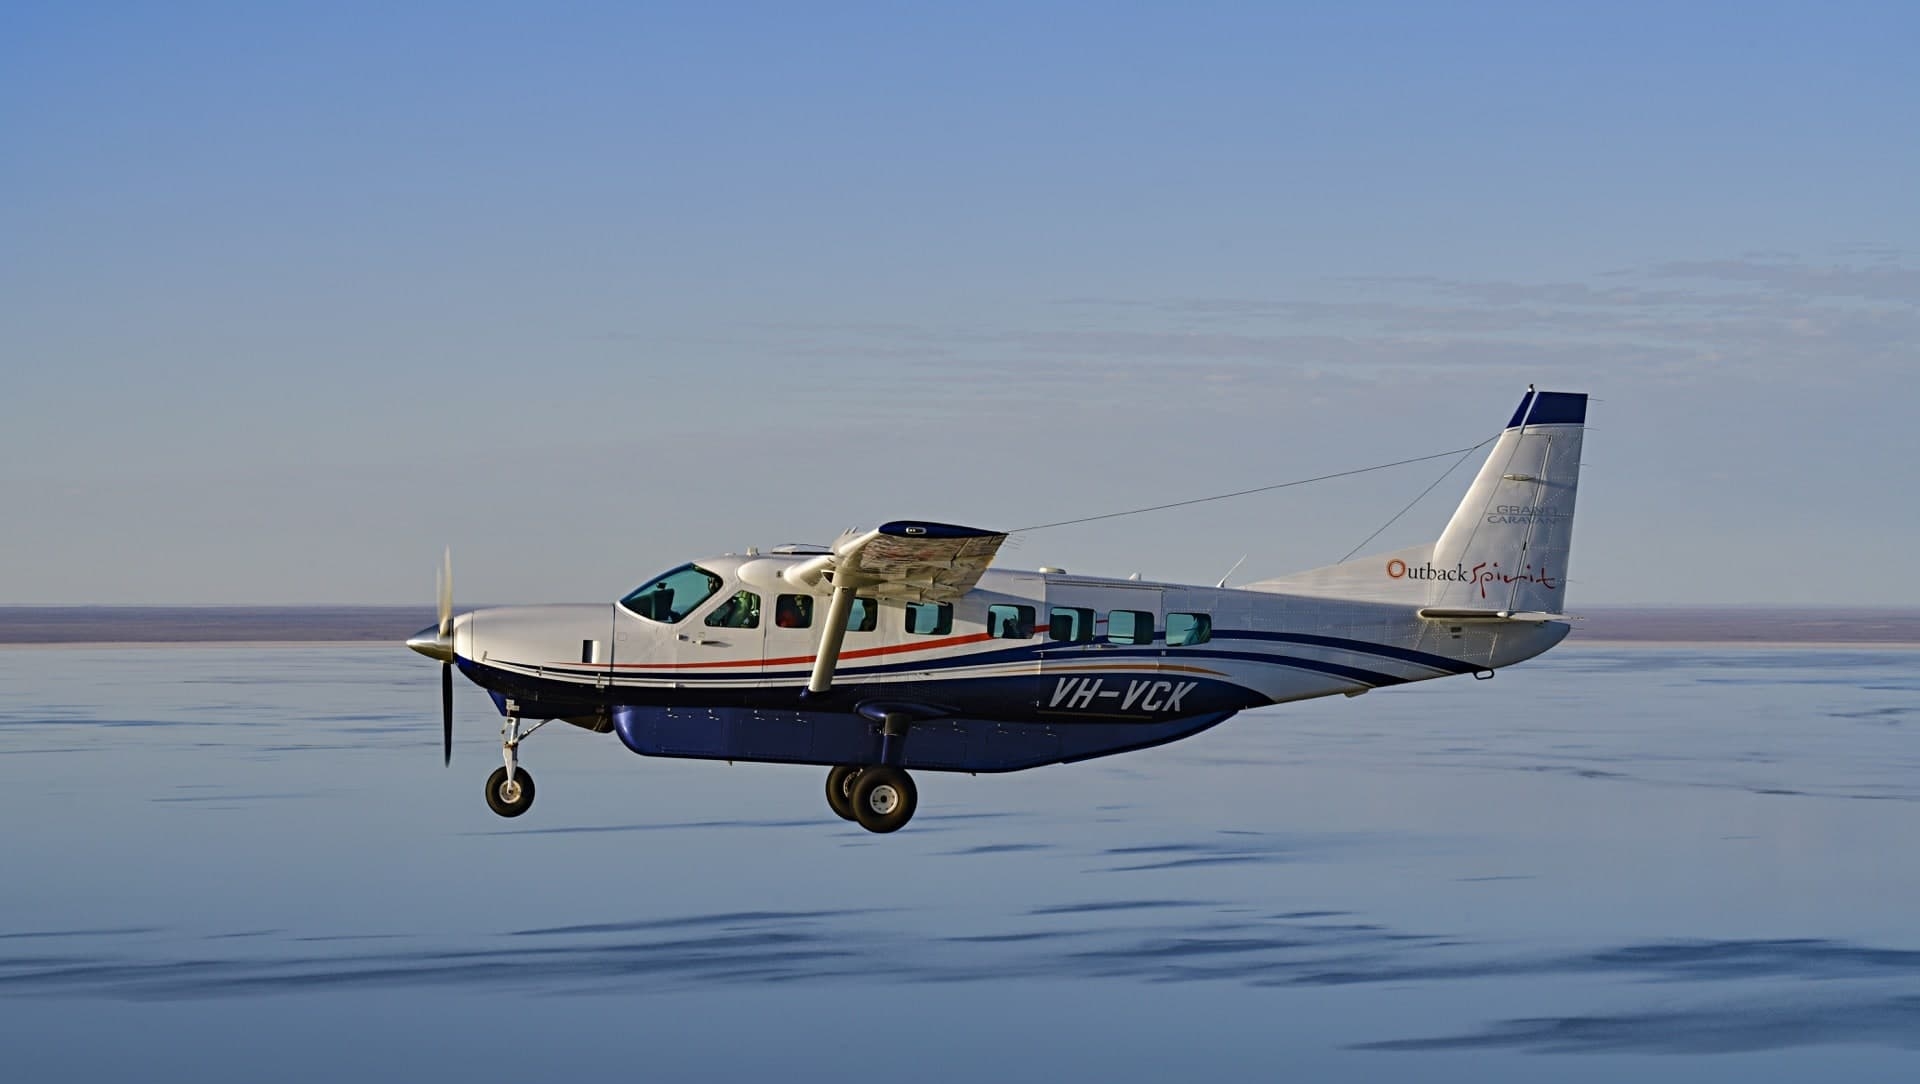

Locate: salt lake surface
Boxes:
[3,642,1919,1081]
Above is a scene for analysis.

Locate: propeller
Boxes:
[437,548,453,765]
[407,549,458,764]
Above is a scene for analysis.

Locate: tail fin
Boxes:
[1250,388,1587,613]
[1425,388,1585,614]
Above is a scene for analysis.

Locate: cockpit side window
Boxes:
[705,590,761,629]
[619,563,724,623]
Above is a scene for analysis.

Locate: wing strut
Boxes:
[807,584,859,694]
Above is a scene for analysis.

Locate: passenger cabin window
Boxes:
[1166,612,1212,646]
[1048,606,1095,643]
[774,594,814,629]
[989,604,1035,639]
[619,563,723,624]
[905,601,953,636]
[705,590,760,628]
[1108,609,1153,645]
[849,597,880,632]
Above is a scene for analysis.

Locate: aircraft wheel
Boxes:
[825,766,862,822]
[851,766,917,834]
[484,766,536,818]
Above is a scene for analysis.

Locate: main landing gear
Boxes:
[826,765,918,833]
[484,699,550,819]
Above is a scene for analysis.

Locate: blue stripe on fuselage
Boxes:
[511,629,1471,685]
[1211,630,1479,675]
[518,635,1434,690]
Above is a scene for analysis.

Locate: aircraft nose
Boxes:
[406,622,455,663]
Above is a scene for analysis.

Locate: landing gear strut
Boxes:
[828,765,917,833]
[485,699,549,818]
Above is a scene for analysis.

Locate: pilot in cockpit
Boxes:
[707,590,761,629]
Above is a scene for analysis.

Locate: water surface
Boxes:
[3,644,1918,1081]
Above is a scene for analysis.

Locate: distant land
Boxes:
[0,606,441,644]
[1,606,1917,645]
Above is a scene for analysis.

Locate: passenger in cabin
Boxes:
[775,595,812,628]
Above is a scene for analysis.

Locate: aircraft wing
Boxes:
[789,521,1008,602]
[784,520,1008,693]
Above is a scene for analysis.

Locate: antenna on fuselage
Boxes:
[1214,555,1248,589]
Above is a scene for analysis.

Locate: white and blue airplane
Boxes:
[408,388,1587,833]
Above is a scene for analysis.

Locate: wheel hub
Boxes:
[868,784,899,815]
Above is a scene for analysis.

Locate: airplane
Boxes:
[407,387,1587,833]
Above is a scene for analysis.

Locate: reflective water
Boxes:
[3,644,1919,1080]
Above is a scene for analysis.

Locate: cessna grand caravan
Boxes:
[408,388,1588,833]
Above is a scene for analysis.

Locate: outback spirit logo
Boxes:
[1387,558,1559,600]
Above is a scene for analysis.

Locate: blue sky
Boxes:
[4,2,1916,605]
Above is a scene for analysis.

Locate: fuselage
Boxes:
[446,552,1569,751]
[414,388,1588,829]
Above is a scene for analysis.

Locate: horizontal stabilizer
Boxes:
[1418,608,1563,623]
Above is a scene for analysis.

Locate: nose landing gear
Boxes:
[485,765,535,817]
[825,765,918,833]
[485,699,549,819]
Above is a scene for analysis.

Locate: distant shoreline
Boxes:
[2,605,1918,646]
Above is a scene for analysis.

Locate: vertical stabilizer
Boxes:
[1424,388,1585,613]
[1249,388,1587,612]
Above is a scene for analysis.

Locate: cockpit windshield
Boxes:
[618,563,723,623]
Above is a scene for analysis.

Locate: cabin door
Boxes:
[676,585,767,679]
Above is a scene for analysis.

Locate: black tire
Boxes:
[851,766,917,834]
[825,766,862,822]
[484,766,536,818]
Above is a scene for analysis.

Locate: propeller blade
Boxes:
[441,661,454,765]
[438,547,454,638]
